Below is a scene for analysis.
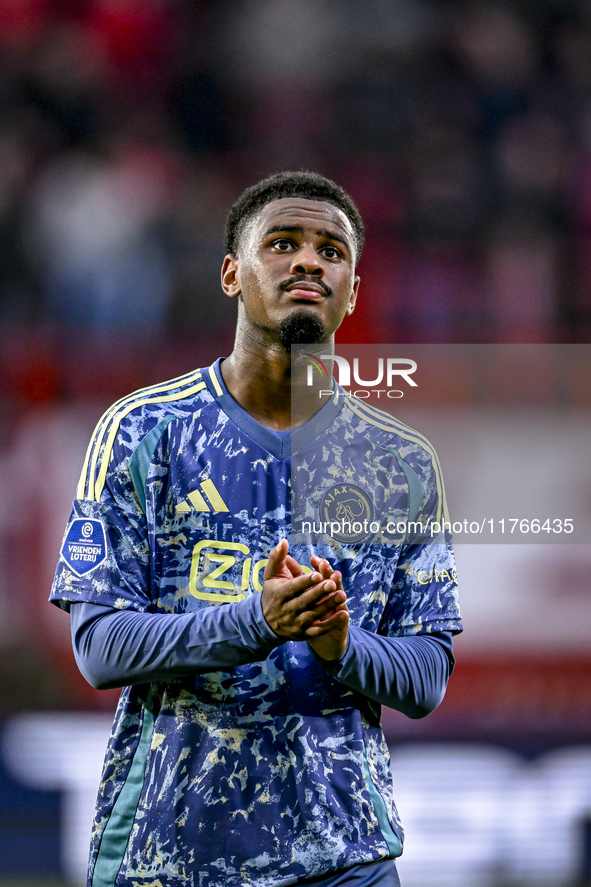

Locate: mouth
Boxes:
[281,278,331,302]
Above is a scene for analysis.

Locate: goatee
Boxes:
[277,310,327,351]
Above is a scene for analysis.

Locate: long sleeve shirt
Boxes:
[71,598,454,719]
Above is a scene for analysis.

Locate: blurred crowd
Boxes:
[0,0,591,356]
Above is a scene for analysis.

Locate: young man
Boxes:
[51,171,462,887]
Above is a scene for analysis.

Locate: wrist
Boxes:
[307,633,349,663]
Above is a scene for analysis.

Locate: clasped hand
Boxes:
[261,539,349,662]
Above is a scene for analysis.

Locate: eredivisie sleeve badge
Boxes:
[60,518,107,577]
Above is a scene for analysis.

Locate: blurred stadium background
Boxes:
[0,0,590,884]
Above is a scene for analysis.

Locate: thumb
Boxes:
[263,538,289,580]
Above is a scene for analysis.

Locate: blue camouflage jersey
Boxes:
[51,359,462,887]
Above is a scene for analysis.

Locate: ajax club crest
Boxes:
[321,483,374,543]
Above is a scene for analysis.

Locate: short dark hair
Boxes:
[224,170,365,264]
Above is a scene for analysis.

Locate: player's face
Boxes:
[221,198,360,343]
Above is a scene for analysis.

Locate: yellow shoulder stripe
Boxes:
[91,381,206,501]
[77,370,205,501]
[208,361,224,396]
[345,398,449,523]
[347,399,438,453]
[77,369,203,500]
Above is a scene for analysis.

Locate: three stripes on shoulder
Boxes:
[77,370,206,502]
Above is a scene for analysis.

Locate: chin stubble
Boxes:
[277,310,328,351]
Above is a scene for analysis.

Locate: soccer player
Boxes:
[51,171,462,887]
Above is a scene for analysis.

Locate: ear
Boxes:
[221,254,241,298]
[345,276,360,316]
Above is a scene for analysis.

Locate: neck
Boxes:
[220,320,334,430]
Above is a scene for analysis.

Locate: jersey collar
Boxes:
[203,358,344,461]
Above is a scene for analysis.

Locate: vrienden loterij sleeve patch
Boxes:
[60,519,107,577]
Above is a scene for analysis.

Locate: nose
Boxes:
[290,244,323,277]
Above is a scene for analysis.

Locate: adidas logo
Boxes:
[175,479,229,514]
